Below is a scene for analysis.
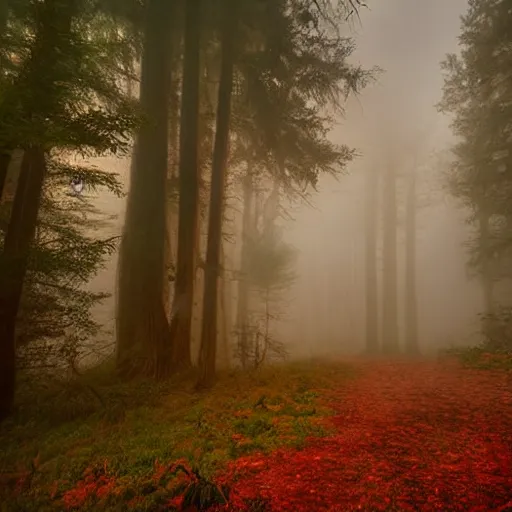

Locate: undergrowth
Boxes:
[0,360,353,511]
[444,345,512,370]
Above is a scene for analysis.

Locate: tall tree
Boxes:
[169,0,202,370]
[478,210,494,316]
[0,0,79,420]
[381,160,399,354]
[404,167,419,355]
[236,169,254,368]
[197,0,237,389]
[0,0,11,200]
[364,166,379,354]
[116,0,175,378]
[439,0,512,320]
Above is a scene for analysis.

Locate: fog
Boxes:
[86,0,483,362]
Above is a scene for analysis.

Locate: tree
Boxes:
[13,164,122,374]
[381,159,399,354]
[0,0,138,420]
[364,165,379,354]
[0,0,80,421]
[225,0,373,368]
[244,205,297,368]
[116,0,175,378]
[168,0,202,370]
[197,0,238,389]
[235,170,254,368]
[404,167,419,355]
[439,0,512,326]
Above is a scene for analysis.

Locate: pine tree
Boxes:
[439,0,512,322]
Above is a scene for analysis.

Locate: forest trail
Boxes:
[219,360,512,511]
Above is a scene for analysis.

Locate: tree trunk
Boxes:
[169,0,202,370]
[0,0,77,421]
[116,0,174,378]
[197,0,237,389]
[381,161,400,354]
[479,211,494,315]
[0,147,46,421]
[0,150,10,201]
[405,169,419,355]
[217,240,231,369]
[479,209,494,341]
[163,35,182,323]
[236,171,253,368]
[0,2,12,201]
[365,166,379,354]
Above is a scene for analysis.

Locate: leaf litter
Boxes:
[215,360,512,511]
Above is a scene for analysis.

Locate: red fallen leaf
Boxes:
[215,360,512,512]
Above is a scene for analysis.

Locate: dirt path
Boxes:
[220,360,512,511]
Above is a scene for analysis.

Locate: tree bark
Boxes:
[236,170,253,368]
[217,240,231,369]
[479,211,494,315]
[0,2,11,200]
[0,150,10,201]
[405,169,419,355]
[381,161,400,354]
[0,147,46,421]
[116,0,174,378]
[169,0,202,370]
[197,0,237,389]
[479,209,494,342]
[365,166,379,354]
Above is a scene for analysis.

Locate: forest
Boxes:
[0,0,511,510]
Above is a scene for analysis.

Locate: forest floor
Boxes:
[1,355,511,511]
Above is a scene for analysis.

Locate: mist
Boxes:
[277,0,484,358]
[78,0,485,364]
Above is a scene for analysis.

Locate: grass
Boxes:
[442,345,512,371]
[0,360,354,511]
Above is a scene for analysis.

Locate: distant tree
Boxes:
[381,159,399,354]
[197,0,238,389]
[235,170,254,369]
[364,166,379,354]
[168,0,202,371]
[404,166,419,355]
[243,208,297,369]
[439,0,512,321]
[230,0,373,364]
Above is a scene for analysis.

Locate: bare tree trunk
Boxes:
[405,169,419,355]
[236,171,253,368]
[197,0,237,389]
[479,210,494,336]
[169,0,202,370]
[163,38,182,322]
[0,1,12,201]
[0,0,7,38]
[0,148,46,421]
[0,151,10,201]
[381,161,400,354]
[365,166,379,354]
[217,241,231,369]
[116,0,174,378]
